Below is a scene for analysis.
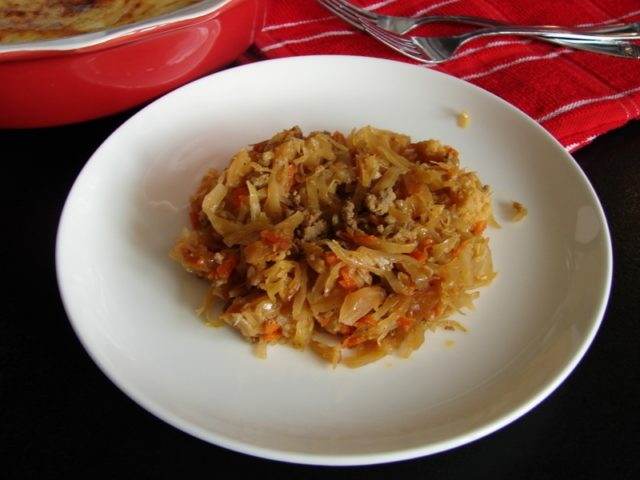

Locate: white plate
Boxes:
[56,56,612,465]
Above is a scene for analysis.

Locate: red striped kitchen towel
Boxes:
[249,0,640,152]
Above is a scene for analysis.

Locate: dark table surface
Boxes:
[2,105,638,478]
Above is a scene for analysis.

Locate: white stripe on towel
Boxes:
[536,86,640,123]
[261,30,355,52]
[461,50,569,81]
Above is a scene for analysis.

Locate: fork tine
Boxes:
[359,19,430,59]
[327,0,379,21]
[365,27,436,62]
[317,0,366,31]
[317,0,432,62]
[318,0,414,53]
[366,25,416,52]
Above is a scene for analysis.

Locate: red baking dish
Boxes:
[0,0,266,128]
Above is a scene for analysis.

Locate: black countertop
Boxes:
[2,111,638,478]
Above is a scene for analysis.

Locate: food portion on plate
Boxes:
[511,201,528,222]
[0,0,202,44]
[170,126,497,367]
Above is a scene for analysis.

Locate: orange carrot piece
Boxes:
[419,237,434,249]
[472,220,487,235]
[262,331,282,342]
[339,324,355,335]
[339,232,376,246]
[351,234,377,247]
[208,253,238,281]
[397,316,416,332]
[259,230,291,250]
[263,320,280,334]
[332,131,346,144]
[229,185,249,211]
[409,249,428,262]
[262,320,282,342]
[338,267,358,290]
[216,255,237,280]
[181,247,205,269]
[355,314,377,328]
[324,251,340,266]
[409,236,433,262]
[451,239,468,258]
[341,334,367,348]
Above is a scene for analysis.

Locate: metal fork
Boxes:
[412,28,640,62]
[318,0,640,63]
[324,0,640,37]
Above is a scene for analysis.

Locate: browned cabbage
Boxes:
[170,126,496,367]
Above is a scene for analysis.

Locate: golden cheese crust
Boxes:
[0,0,202,44]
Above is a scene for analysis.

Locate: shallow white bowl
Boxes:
[56,55,612,465]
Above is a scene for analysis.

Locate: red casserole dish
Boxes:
[0,0,266,128]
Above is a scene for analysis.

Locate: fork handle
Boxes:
[396,14,640,55]
[459,24,640,41]
[414,15,640,37]
[544,40,640,59]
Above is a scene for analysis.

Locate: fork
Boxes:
[411,28,640,63]
[318,0,640,63]
[323,0,640,37]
